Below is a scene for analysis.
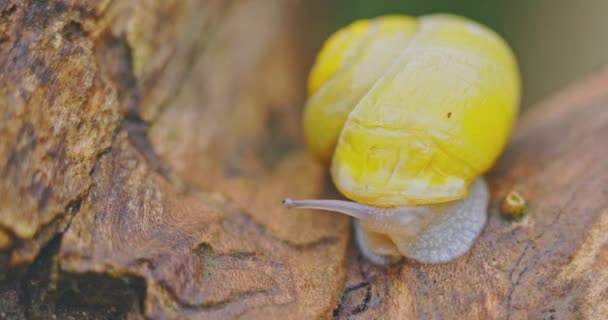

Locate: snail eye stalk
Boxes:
[282,198,373,220]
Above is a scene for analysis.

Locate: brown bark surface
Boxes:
[1,1,608,319]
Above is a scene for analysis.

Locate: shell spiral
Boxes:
[303,14,520,207]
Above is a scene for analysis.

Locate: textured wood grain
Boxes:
[1,0,608,319]
[0,0,349,318]
[0,0,120,270]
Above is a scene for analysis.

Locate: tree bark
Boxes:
[1,0,608,319]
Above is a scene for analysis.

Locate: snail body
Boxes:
[284,14,520,264]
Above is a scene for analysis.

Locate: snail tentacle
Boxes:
[282,198,375,220]
[282,198,435,236]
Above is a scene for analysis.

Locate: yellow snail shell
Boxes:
[283,14,520,265]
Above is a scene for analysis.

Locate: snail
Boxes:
[283,14,520,265]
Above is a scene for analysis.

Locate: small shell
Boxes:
[501,190,528,220]
[304,14,520,207]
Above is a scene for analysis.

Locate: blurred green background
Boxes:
[329,0,608,107]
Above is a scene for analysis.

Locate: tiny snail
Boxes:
[283,14,520,265]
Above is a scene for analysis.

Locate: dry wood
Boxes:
[1,0,608,319]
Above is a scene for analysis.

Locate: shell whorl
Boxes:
[304,14,520,207]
